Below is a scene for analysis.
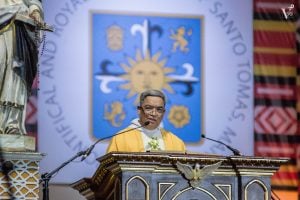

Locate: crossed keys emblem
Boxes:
[176,161,222,188]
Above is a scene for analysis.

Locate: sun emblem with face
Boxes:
[119,50,174,102]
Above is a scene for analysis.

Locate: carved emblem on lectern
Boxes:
[176,161,222,188]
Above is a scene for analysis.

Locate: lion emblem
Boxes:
[170,26,190,52]
[104,101,125,127]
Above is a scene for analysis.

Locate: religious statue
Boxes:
[0,0,44,135]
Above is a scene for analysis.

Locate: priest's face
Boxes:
[138,96,165,130]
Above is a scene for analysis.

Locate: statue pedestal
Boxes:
[0,135,35,151]
[0,151,43,199]
[0,135,42,199]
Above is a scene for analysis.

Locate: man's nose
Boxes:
[149,108,158,115]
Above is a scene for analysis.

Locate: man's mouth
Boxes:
[147,118,156,123]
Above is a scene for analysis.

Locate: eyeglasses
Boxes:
[139,105,165,115]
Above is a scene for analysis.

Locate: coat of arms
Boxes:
[92,12,203,142]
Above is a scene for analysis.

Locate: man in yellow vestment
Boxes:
[107,89,186,153]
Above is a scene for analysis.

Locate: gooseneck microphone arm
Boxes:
[40,121,150,200]
[81,121,150,161]
[201,134,242,156]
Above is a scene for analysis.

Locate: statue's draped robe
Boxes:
[0,0,43,134]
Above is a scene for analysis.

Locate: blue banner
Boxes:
[92,11,202,142]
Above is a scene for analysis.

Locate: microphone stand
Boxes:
[201,135,242,156]
[80,121,150,161]
[226,156,242,200]
[40,121,149,200]
[40,150,86,200]
[201,134,244,199]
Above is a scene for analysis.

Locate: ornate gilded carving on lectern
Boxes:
[71,152,288,200]
[176,161,222,188]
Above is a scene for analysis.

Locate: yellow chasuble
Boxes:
[106,128,186,153]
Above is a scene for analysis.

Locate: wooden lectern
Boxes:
[71,152,288,200]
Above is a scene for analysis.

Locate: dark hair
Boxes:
[139,89,166,106]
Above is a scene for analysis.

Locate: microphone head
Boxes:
[201,134,206,138]
[144,121,150,126]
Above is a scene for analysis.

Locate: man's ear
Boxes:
[137,106,141,115]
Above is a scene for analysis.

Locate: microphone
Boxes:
[201,134,242,156]
[81,121,150,161]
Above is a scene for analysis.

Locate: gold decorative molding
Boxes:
[98,152,288,170]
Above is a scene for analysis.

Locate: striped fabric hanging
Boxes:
[253,0,299,199]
